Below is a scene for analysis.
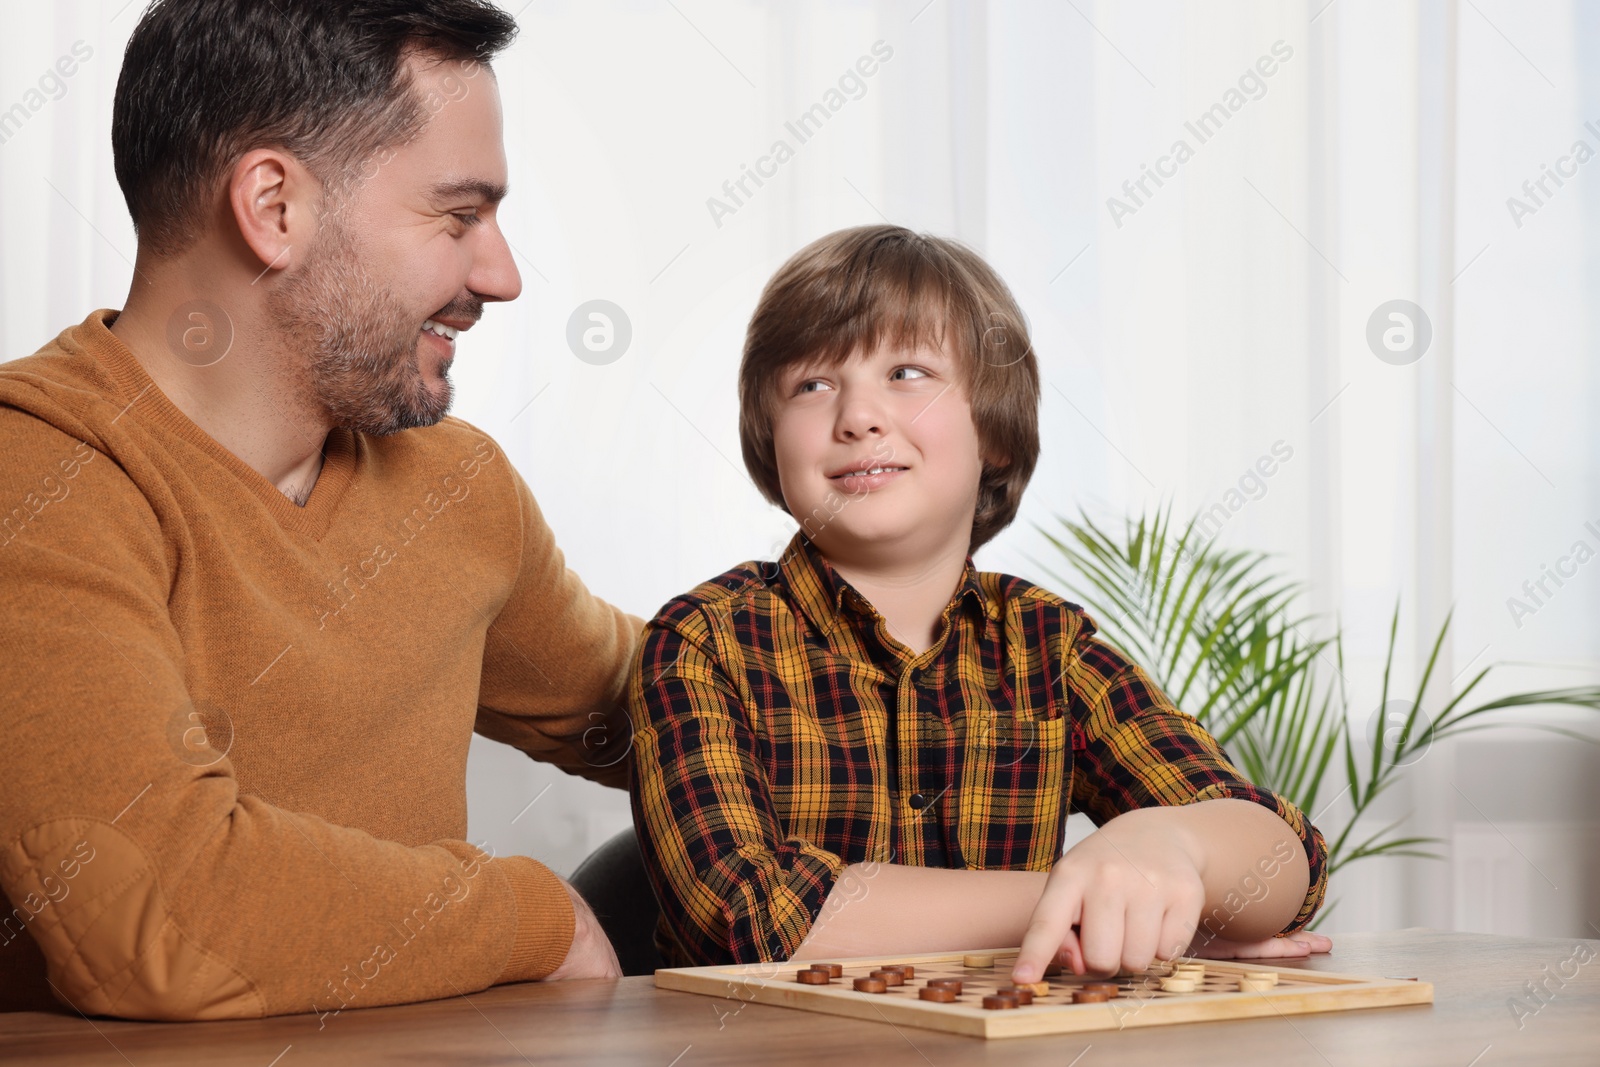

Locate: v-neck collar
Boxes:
[82,308,358,540]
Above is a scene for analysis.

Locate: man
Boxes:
[0,0,637,1020]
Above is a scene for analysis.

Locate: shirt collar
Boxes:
[773,530,999,640]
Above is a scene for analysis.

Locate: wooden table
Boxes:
[2,929,1596,1065]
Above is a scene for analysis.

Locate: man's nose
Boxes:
[470,220,522,304]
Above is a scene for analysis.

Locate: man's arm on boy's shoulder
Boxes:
[0,412,604,1020]
[626,606,847,964]
[473,460,646,789]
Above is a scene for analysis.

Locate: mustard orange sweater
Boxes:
[0,310,645,1019]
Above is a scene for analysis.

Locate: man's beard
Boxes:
[266,220,478,437]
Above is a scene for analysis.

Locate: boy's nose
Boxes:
[840,421,883,439]
[836,396,888,439]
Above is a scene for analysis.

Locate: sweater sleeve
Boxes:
[0,409,574,1020]
[472,461,646,789]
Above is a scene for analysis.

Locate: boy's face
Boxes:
[772,340,987,562]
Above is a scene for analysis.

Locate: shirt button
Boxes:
[908,793,928,810]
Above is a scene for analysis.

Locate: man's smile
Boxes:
[420,315,474,355]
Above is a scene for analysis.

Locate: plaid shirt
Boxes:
[626,531,1328,966]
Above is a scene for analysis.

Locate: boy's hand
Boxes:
[1189,931,1333,959]
[1011,802,1322,984]
[1012,807,1208,983]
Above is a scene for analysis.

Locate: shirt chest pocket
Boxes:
[954,711,1070,870]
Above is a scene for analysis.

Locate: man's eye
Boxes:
[451,212,483,228]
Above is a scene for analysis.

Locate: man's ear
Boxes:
[227,148,316,276]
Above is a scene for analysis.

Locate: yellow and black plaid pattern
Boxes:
[626,531,1329,966]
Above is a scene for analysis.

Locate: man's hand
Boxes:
[1012,806,1207,983]
[543,879,622,981]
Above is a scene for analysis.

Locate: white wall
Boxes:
[2,0,1595,935]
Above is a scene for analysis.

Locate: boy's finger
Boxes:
[1013,912,1071,982]
[1076,891,1124,976]
[1189,933,1315,960]
[1013,927,1060,983]
[1121,901,1163,974]
[1053,924,1084,975]
[1012,882,1082,983]
[1278,935,1320,956]
[1155,907,1197,969]
[1297,931,1333,953]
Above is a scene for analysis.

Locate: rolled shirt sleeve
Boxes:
[1064,632,1329,933]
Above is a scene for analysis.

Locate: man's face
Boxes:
[267,51,521,436]
[772,339,986,561]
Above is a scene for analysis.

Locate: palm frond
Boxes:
[1033,503,1600,914]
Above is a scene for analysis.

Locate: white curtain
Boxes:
[3,0,1594,936]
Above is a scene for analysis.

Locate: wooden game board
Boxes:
[655,948,1434,1039]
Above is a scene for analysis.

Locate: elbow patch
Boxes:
[2,818,264,1020]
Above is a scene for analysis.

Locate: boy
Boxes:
[626,225,1329,984]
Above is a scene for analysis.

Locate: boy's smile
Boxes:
[825,457,908,494]
[772,339,987,564]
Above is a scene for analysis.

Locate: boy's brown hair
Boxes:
[738,224,1040,553]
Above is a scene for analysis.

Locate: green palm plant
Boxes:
[1029,503,1600,922]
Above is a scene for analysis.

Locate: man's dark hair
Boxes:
[113,0,518,256]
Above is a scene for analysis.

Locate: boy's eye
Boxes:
[891,366,930,381]
[796,378,831,394]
